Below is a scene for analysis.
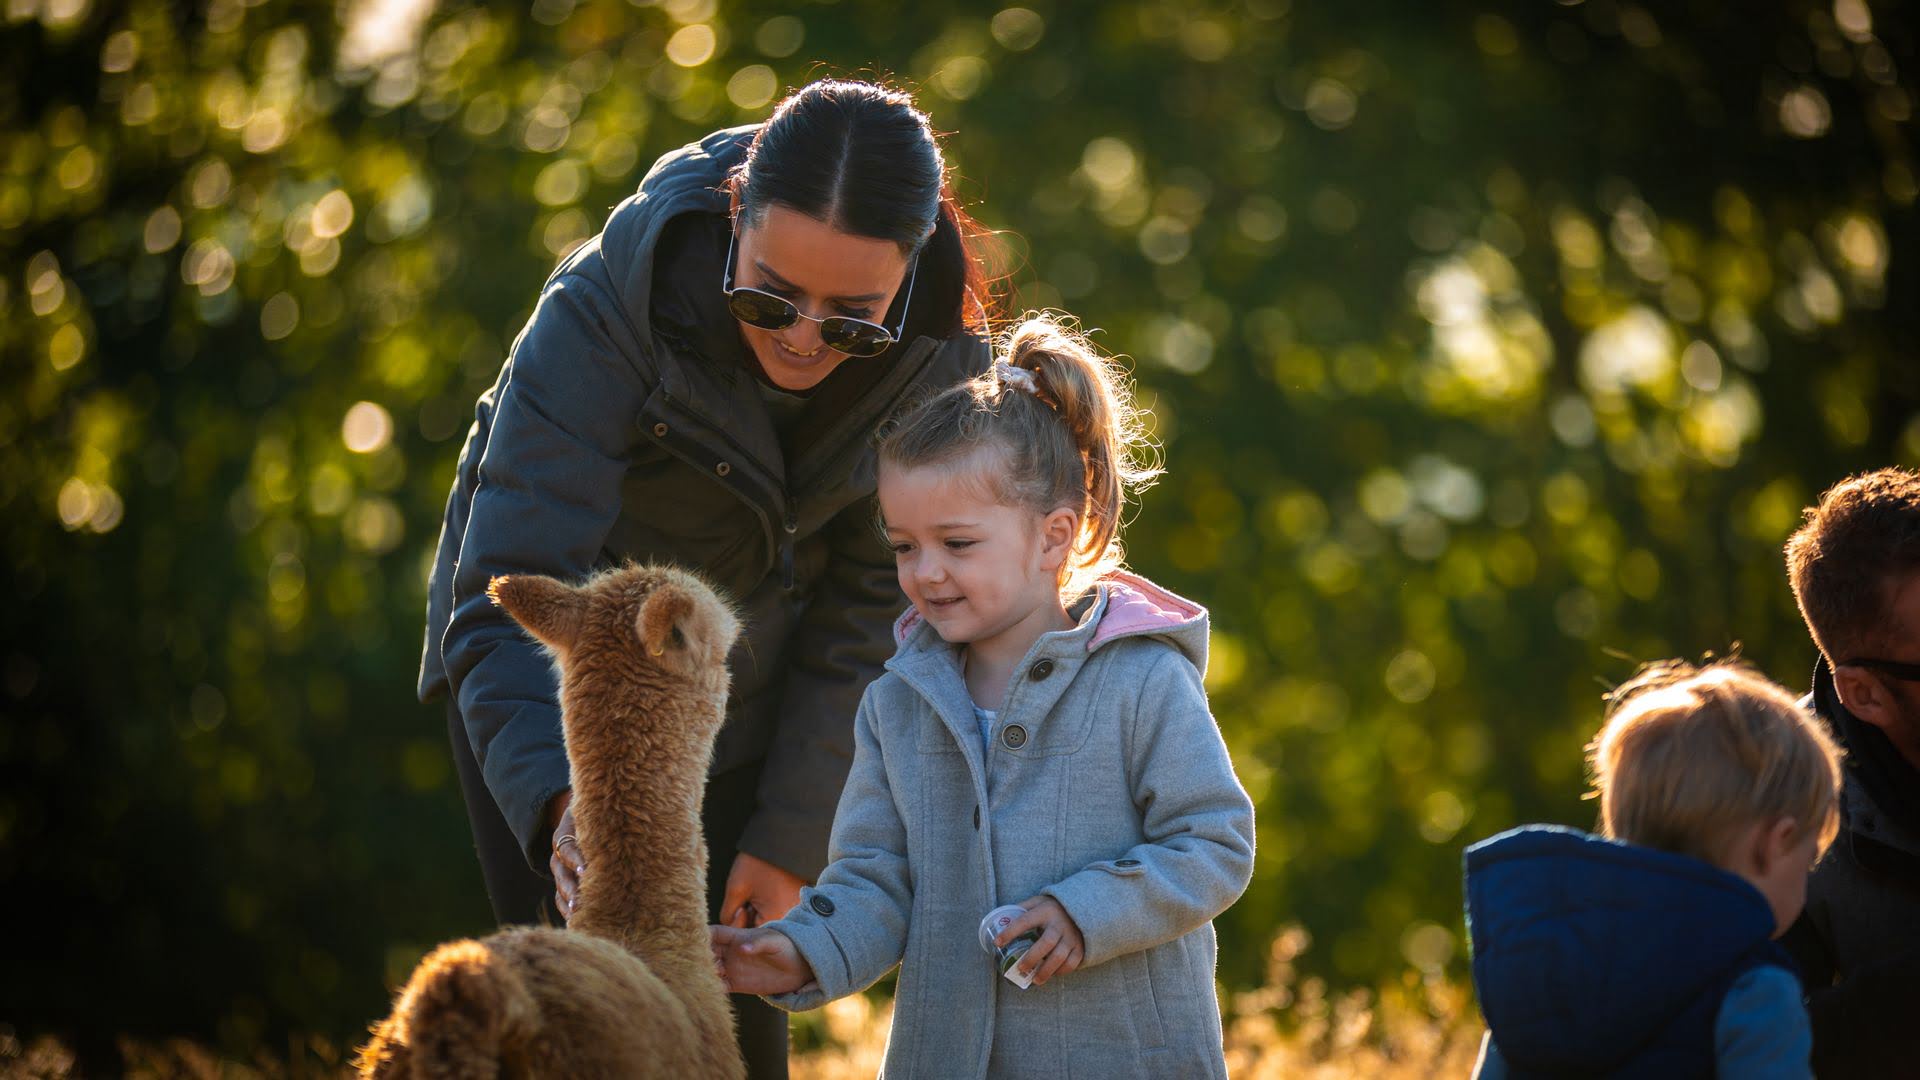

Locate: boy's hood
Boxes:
[891,569,1209,673]
[1463,825,1779,1073]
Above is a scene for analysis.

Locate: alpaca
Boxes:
[358,563,746,1079]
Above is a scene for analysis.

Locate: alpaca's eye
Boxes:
[669,625,686,649]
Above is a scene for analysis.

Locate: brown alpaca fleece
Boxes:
[359,564,746,1079]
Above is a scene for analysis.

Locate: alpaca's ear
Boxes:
[638,584,695,659]
[488,575,586,654]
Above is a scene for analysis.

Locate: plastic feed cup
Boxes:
[979,904,1040,990]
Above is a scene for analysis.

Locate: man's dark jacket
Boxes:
[1784,657,1920,1077]
[418,125,988,877]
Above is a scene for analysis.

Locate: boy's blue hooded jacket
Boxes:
[1465,825,1798,1078]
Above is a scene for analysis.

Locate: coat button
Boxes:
[1028,659,1054,680]
[1115,858,1141,868]
[1002,725,1028,749]
[809,894,835,916]
[715,461,731,476]
[652,422,668,437]
[973,805,981,830]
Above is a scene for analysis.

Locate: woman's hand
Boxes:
[710,924,814,995]
[720,851,806,928]
[548,791,584,920]
[995,896,1085,987]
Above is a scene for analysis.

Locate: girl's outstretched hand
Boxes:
[994,896,1085,987]
[709,924,814,995]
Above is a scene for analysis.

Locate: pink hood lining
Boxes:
[891,569,1206,649]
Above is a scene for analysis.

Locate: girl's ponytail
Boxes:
[1005,317,1158,584]
[881,311,1160,597]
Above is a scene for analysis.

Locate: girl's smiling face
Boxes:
[878,453,1077,652]
[730,204,913,392]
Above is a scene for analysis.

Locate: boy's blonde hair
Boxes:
[878,312,1161,598]
[1589,659,1844,865]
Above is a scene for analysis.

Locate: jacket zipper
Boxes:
[789,337,946,493]
[780,503,797,591]
[658,334,965,593]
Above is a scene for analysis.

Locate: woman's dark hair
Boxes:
[729,79,1000,337]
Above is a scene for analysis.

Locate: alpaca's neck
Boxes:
[561,701,720,987]
[566,725,738,1074]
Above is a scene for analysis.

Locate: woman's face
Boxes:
[730,203,914,392]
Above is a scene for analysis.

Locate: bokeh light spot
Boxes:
[341,401,393,454]
[1401,921,1456,972]
[532,160,586,207]
[666,24,717,68]
[1385,650,1437,704]
[1835,0,1873,42]
[991,8,1045,51]
[100,28,138,72]
[754,15,804,58]
[57,477,93,529]
[260,292,300,341]
[188,159,232,209]
[345,497,405,554]
[1081,136,1139,190]
[1780,86,1833,138]
[1474,15,1519,57]
[1305,78,1358,130]
[48,323,85,370]
[933,55,990,100]
[726,65,778,110]
[144,205,182,253]
[311,190,356,239]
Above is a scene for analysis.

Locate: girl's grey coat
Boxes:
[765,573,1256,1078]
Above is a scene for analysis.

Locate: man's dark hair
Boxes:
[1786,468,1920,664]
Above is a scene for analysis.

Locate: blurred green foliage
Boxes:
[3,0,1917,1057]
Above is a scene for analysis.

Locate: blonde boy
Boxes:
[1465,660,1843,1079]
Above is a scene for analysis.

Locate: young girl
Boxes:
[710,314,1256,1076]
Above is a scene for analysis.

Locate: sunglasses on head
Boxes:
[1842,656,1920,682]
[721,225,917,359]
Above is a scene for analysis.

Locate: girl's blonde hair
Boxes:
[1589,659,1844,865]
[878,312,1161,597]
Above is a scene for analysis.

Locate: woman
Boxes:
[416,79,994,1076]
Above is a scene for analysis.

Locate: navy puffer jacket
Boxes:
[419,125,988,875]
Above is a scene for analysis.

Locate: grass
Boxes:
[790,926,1484,1080]
[2,929,1484,1078]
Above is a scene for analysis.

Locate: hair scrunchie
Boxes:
[995,360,1049,404]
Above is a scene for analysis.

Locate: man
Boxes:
[1782,467,1920,1077]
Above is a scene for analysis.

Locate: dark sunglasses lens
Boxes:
[820,318,893,357]
[727,289,797,330]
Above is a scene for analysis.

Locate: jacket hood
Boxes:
[891,569,1209,673]
[578,125,983,473]
[598,125,747,329]
[576,125,748,411]
[1464,825,1778,1073]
